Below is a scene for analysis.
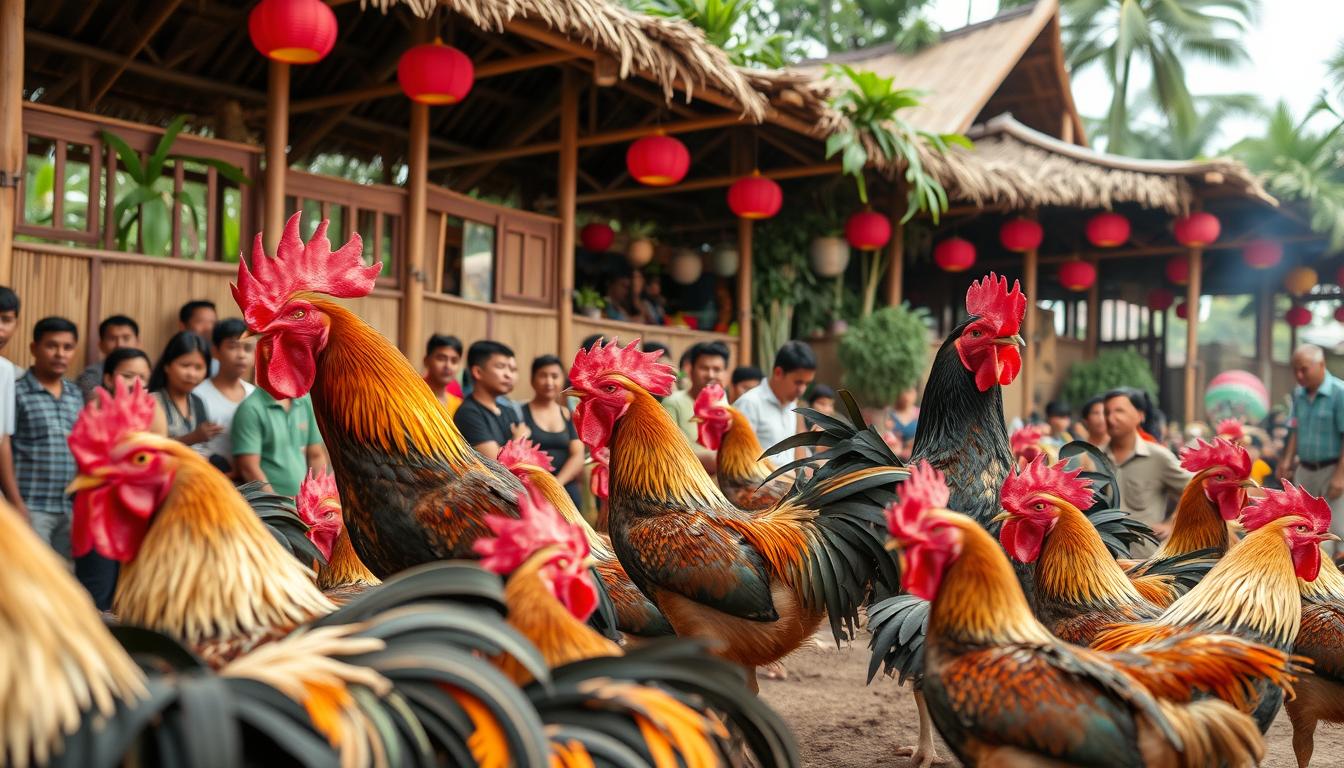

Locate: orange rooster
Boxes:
[296,468,381,602]
[888,461,1297,767]
[232,213,525,576]
[1094,482,1336,731]
[692,382,792,510]
[496,437,672,638]
[566,340,904,692]
[1286,557,1344,767]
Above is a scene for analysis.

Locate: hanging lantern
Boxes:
[1175,301,1189,320]
[1085,212,1130,248]
[726,172,782,220]
[933,237,976,273]
[712,244,739,277]
[398,39,474,105]
[670,248,703,285]
[1284,266,1318,296]
[845,211,892,251]
[1286,305,1312,327]
[999,218,1043,253]
[627,238,654,268]
[1058,260,1096,292]
[626,134,689,187]
[1165,256,1190,286]
[810,236,850,278]
[579,222,615,252]
[1242,239,1283,270]
[248,0,338,64]
[1147,288,1175,312]
[1173,212,1221,247]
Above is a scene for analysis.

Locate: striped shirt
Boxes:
[14,371,83,515]
[1290,373,1344,463]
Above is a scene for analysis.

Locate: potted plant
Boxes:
[623,221,657,267]
[1062,350,1159,407]
[574,286,605,319]
[752,207,816,369]
[838,302,930,410]
[808,197,849,278]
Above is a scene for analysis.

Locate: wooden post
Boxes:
[1022,232,1039,419]
[1183,246,1202,425]
[401,101,428,360]
[884,187,905,306]
[0,0,23,284]
[737,216,753,368]
[262,60,289,254]
[1086,273,1100,356]
[556,68,578,358]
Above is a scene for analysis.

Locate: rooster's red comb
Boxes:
[694,382,728,419]
[1215,419,1246,442]
[1000,457,1093,513]
[1180,438,1252,477]
[232,212,380,330]
[498,438,555,473]
[965,272,1026,336]
[1241,481,1331,532]
[569,338,676,397]
[297,469,340,526]
[1010,425,1048,455]
[473,492,589,576]
[886,461,950,541]
[69,378,157,469]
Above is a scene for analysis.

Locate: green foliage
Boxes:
[574,286,606,310]
[636,0,789,67]
[752,210,819,368]
[761,0,940,56]
[1061,349,1159,407]
[1087,92,1265,160]
[838,303,930,407]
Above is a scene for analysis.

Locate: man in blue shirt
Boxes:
[1280,344,1344,555]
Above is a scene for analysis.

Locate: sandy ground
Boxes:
[759,636,1341,767]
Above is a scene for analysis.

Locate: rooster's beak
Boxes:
[989,510,1013,524]
[66,473,106,495]
[562,388,582,400]
[994,334,1026,348]
[239,329,258,342]
[1324,533,1342,543]
[689,416,704,424]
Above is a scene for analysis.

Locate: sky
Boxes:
[928,0,1338,150]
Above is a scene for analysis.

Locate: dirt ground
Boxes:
[759,636,1341,767]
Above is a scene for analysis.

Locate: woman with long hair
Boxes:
[522,354,585,505]
[148,331,221,447]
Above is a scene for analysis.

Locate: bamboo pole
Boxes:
[0,0,22,284]
[557,68,578,359]
[1022,224,1039,420]
[883,186,905,306]
[737,215,753,368]
[1086,274,1100,357]
[1183,246,1202,424]
[262,60,289,255]
[401,101,429,360]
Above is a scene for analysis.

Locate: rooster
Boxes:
[567,339,904,692]
[1009,424,1056,468]
[1093,482,1336,731]
[888,462,1298,768]
[296,468,381,602]
[497,437,672,638]
[1286,557,1344,767]
[692,382,792,510]
[233,213,524,575]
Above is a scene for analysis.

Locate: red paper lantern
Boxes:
[933,237,976,272]
[1147,288,1175,312]
[626,134,690,187]
[248,0,338,64]
[845,211,892,251]
[1173,212,1221,247]
[580,222,614,252]
[398,40,474,105]
[999,218,1043,253]
[1175,301,1189,320]
[1286,305,1312,327]
[1085,212,1130,248]
[1334,305,1344,324]
[1242,239,1283,270]
[1058,260,1097,292]
[726,172,783,220]
[1165,256,1190,286]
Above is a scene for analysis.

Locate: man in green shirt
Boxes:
[661,341,728,473]
[231,388,327,496]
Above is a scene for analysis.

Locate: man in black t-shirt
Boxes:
[454,340,529,460]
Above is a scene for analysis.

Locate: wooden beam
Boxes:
[0,0,22,283]
[557,69,579,359]
[1086,270,1100,357]
[577,163,842,204]
[1038,233,1325,264]
[263,61,289,255]
[734,138,753,368]
[454,98,561,190]
[401,101,429,359]
[88,0,185,109]
[1022,225,1039,420]
[884,185,905,307]
[1183,246,1202,424]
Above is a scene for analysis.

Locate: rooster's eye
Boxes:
[291,308,306,320]
[1033,502,1046,511]
[131,452,152,465]
[970,329,983,338]
[1297,524,1309,533]
[604,384,617,393]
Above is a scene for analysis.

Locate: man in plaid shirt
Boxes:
[11,317,83,558]
[1281,344,1344,557]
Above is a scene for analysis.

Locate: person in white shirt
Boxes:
[193,318,256,476]
[0,286,20,509]
[733,340,817,466]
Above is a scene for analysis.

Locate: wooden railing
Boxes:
[285,170,406,286]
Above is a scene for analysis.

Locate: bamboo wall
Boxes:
[10,246,91,370]
[572,316,741,372]
[423,294,559,401]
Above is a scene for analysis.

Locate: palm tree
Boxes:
[1088,92,1264,159]
[635,0,792,67]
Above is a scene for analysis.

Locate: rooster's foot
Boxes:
[893,744,948,768]
[761,662,788,680]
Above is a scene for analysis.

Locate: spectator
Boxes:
[884,386,920,462]
[730,365,764,403]
[11,317,83,557]
[101,348,168,434]
[809,384,837,417]
[1080,396,1108,448]
[638,271,667,326]
[734,340,817,466]
[1043,400,1073,448]
[661,341,729,471]
[523,355,584,505]
[1103,387,1192,549]
[454,340,529,460]
[179,300,219,376]
[149,331,222,450]
[1280,344,1344,555]
[0,287,19,512]
[232,387,327,497]
[603,271,644,323]
[193,319,256,475]
[424,334,465,416]
[75,315,139,401]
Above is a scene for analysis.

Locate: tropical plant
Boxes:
[838,302,930,408]
[1087,92,1265,160]
[1061,349,1159,407]
[574,286,606,311]
[101,115,252,258]
[635,0,791,67]
[753,209,818,369]
[761,0,940,56]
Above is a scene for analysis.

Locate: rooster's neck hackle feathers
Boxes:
[501,552,621,683]
[610,391,726,509]
[318,529,381,592]
[1300,556,1344,602]
[930,517,1054,645]
[718,409,773,482]
[1156,477,1234,558]
[1036,502,1148,610]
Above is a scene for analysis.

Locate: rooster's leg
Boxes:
[1290,712,1316,768]
[893,691,948,768]
[744,665,759,695]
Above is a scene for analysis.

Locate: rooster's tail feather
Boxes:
[1154,698,1265,768]
[866,593,929,686]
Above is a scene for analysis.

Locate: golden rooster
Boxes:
[296,468,381,602]
[566,340,904,692]
[1286,557,1344,767]
[692,382,792,510]
[1093,482,1337,732]
[888,462,1298,768]
[496,437,672,639]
